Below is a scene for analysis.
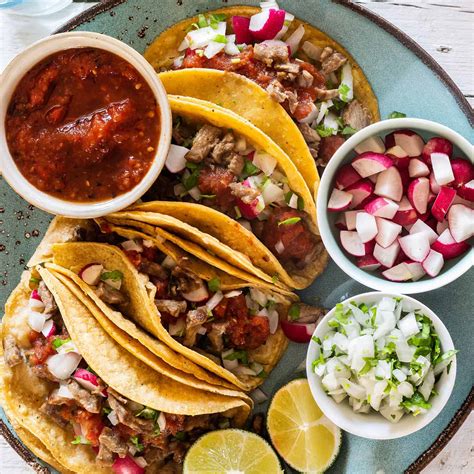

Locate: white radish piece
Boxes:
[431,186,457,222]
[409,219,438,245]
[328,188,353,211]
[422,249,444,277]
[340,231,366,257]
[429,172,440,194]
[355,136,386,155]
[382,263,412,281]
[407,177,430,214]
[344,210,362,230]
[448,204,474,242]
[408,158,430,178]
[249,8,286,40]
[357,255,381,271]
[399,233,430,262]
[351,152,393,178]
[375,217,402,248]
[345,180,374,209]
[431,152,455,185]
[373,240,400,268]
[79,264,103,286]
[285,24,305,55]
[405,261,426,281]
[385,130,424,157]
[165,145,189,173]
[335,164,361,190]
[386,145,410,169]
[422,137,453,164]
[356,212,378,243]
[374,166,403,202]
[432,229,470,260]
[364,197,399,219]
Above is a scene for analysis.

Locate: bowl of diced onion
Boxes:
[306,292,456,439]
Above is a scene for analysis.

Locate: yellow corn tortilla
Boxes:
[1,270,250,473]
[145,5,380,195]
[51,241,290,391]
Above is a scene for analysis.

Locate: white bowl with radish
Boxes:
[317,118,473,293]
[306,292,456,439]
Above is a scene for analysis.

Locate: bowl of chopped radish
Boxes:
[317,118,473,293]
[306,293,457,439]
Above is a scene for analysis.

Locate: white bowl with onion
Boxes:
[306,292,456,439]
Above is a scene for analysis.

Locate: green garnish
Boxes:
[29,277,40,284]
[183,167,201,190]
[388,111,406,119]
[213,34,227,44]
[241,159,260,179]
[315,124,335,138]
[207,277,221,293]
[130,436,144,452]
[338,83,351,102]
[342,126,357,136]
[312,336,322,345]
[52,338,71,350]
[271,274,280,284]
[434,349,458,366]
[197,13,207,28]
[71,436,89,445]
[257,369,268,379]
[136,407,158,420]
[100,270,123,282]
[288,304,301,321]
[102,407,112,415]
[401,392,432,411]
[278,217,301,226]
[186,162,199,170]
[312,353,326,370]
[224,350,248,365]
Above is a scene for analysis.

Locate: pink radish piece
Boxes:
[382,263,412,281]
[431,186,457,222]
[432,229,470,260]
[373,241,400,268]
[364,239,376,256]
[112,455,145,474]
[393,197,418,226]
[408,158,430,178]
[74,368,100,392]
[345,179,374,209]
[340,231,366,256]
[431,152,454,185]
[386,145,410,169]
[458,180,474,202]
[354,136,386,155]
[280,320,317,343]
[328,188,353,211]
[182,285,209,302]
[448,204,474,242]
[409,219,438,245]
[405,261,426,281]
[249,9,286,40]
[236,179,265,219]
[351,152,393,178]
[408,177,430,214]
[422,137,453,164]
[399,233,431,262]
[335,213,347,230]
[374,166,403,201]
[451,158,473,188]
[357,255,381,271]
[436,220,449,235]
[335,164,361,190]
[344,210,362,230]
[422,250,444,277]
[375,217,402,248]
[232,16,254,44]
[355,212,378,243]
[79,264,103,286]
[385,130,424,157]
[364,197,399,219]
[368,174,378,184]
[429,172,440,194]
[30,290,41,301]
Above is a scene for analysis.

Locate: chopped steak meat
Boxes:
[318,134,345,166]
[229,182,261,204]
[227,153,245,175]
[138,260,168,279]
[320,47,347,75]
[266,79,287,103]
[98,427,129,463]
[253,40,289,66]
[155,299,187,318]
[107,394,155,434]
[297,70,314,88]
[4,335,22,367]
[185,125,221,163]
[297,303,328,323]
[298,123,320,159]
[211,132,235,164]
[46,388,75,407]
[184,307,208,347]
[31,364,58,382]
[67,379,102,413]
[40,401,69,428]
[171,267,206,294]
[95,281,128,305]
[37,281,57,314]
[315,87,339,100]
[275,62,300,75]
[207,321,230,352]
[342,99,371,130]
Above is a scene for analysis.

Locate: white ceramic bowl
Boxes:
[316,118,473,294]
[306,292,456,440]
[0,32,172,218]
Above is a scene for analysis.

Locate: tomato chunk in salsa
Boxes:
[6,47,160,202]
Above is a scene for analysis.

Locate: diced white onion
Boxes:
[143,239,154,248]
[187,186,202,201]
[174,183,187,197]
[196,326,207,335]
[249,288,268,307]
[165,144,189,173]
[267,309,279,334]
[161,255,177,269]
[297,102,319,124]
[157,412,167,431]
[168,318,185,336]
[393,368,407,382]
[398,312,419,338]
[252,151,277,176]
[57,383,74,399]
[173,55,184,68]
[285,24,305,55]
[121,240,143,253]
[222,349,239,371]
[204,41,226,59]
[232,365,257,376]
[262,181,285,205]
[234,136,247,152]
[316,100,333,124]
[339,62,354,102]
[56,340,80,355]
[288,193,299,209]
[224,290,242,298]
[206,291,224,311]
[323,111,339,134]
[108,410,119,426]
[178,38,189,51]
[134,457,148,468]
[238,219,253,232]
[29,298,45,311]
[28,311,46,333]
[41,319,55,337]
[46,353,82,380]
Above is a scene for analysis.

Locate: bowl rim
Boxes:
[316,118,473,294]
[0,31,172,218]
[305,291,457,440]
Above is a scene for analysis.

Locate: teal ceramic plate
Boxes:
[1,1,472,473]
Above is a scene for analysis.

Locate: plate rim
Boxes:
[1,0,472,472]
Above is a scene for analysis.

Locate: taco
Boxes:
[145,4,380,184]
[1,268,250,473]
[123,96,327,289]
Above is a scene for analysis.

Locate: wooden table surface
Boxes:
[0,1,472,473]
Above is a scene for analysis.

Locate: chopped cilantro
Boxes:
[278,217,301,226]
[102,407,112,415]
[359,357,378,375]
[130,436,144,452]
[434,349,458,366]
[213,34,227,44]
[312,353,325,370]
[338,83,351,102]
[315,124,335,138]
[223,350,248,365]
[100,270,123,282]
[71,436,88,445]
[186,162,199,170]
[207,277,221,293]
[312,336,322,345]
[401,391,431,410]
[271,274,280,284]
[241,159,259,179]
[197,13,207,28]
[257,370,268,379]
[52,338,71,350]
[183,167,201,190]
[342,126,357,136]
[136,407,158,420]
[388,111,407,119]
[288,304,301,321]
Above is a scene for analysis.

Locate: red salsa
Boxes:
[6,47,160,202]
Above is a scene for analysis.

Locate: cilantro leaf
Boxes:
[288,304,301,321]
[52,338,71,350]
[223,350,248,365]
[278,217,301,226]
[342,126,357,136]
[207,277,221,293]
[241,159,259,179]
[100,270,123,282]
[130,436,144,452]
[315,124,335,138]
[388,111,406,119]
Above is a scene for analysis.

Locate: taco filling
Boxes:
[147,119,319,271]
[5,275,238,472]
[170,2,372,165]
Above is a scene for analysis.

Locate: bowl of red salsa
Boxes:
[0,32,172,217]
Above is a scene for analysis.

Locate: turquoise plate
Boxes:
[1,1,472,472]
